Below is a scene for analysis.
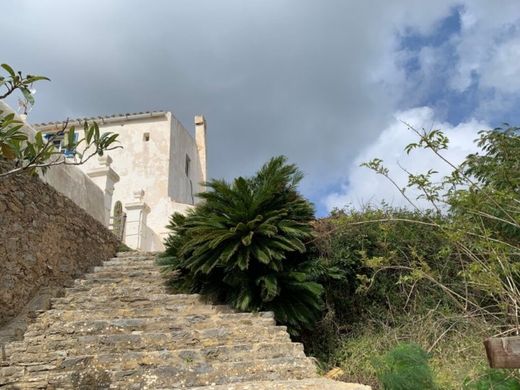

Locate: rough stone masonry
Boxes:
[0,163,119,327]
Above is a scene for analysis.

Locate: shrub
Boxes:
[310,206,458,325]
[160,156,325,333]
[372,343,437,390]
[363,125,520,330]
[464,369,520,390]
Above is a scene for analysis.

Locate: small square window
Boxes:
[143,132,150,142]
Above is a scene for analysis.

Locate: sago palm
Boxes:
[160,156,323,332]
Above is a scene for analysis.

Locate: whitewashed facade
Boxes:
[34,111,207,251]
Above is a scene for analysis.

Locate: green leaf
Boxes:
[241,231,254,246]
[21,87,35,106]
[1,143,16,159]
[25,75,50,83]
[1,63,15,77]
[67,127,76,148]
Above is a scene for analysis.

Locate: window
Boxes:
[143,132,150,142]
[185,154,191,177]
[43,131,78,158]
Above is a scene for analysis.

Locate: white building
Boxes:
[34,111,207,251]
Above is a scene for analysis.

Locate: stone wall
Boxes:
[0,165,119,326]
[0,101,107,225]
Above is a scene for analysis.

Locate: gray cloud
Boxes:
[2,0,459,211]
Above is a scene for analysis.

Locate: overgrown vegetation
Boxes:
[156,92,520,386]
[160,156,334,333]
[302,124,520,388]
[372,343,437,390]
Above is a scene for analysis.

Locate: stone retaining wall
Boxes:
[0,165,119,326]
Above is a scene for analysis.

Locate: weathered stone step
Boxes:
[51,297,200,311]
[10,341,305,370]
[116,251,156,258]
[104,357,316,388]
[50,295,201,310]
[9,326,291,358]
[65,283,168,295]
[73,275,161,287]
[85,269,161,278]
[105,256,157,264]
[34,304,233,322]
[51,293,200,305]
[12,356,316,389]
[189,378,372,389]
[0,250,370,389]
[25,312,275,337]
[100,262,157,272]
[94,263,159,272]
[104,258,156,265]
[112,255,156,261]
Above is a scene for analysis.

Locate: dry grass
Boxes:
[315,311,495,389]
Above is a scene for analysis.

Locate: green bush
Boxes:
[311,206,458,323]
[160,156,326,333]
[302,125,520,388]
[373,343,437,390]
[464,369,520,390]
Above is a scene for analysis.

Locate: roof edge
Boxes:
[33,111,169,131]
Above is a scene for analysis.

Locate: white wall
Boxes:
[0,101,106,224]
[32,110,205,251]
[68,113,202,251]
[168,114,203,204]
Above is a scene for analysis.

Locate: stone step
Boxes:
[64,283,168,296]
[113,255,156,261]
[34,304,234,322]
[14,356,316,389]
[104,258,156,265]
[50,294,201,310]
[94,263,159,272]
[51,293,201,305]
[0,250,370,389]
[115,251,157,258]
[9,326,291,358]
[189,378,372,390]
[85,269,162,279]
[10,341,305,369]
[73,275,162,287]
[108,258,156,264]
[24,312,276,337]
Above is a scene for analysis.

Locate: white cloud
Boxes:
[324,107,487,211]
[481,39,520,93]
[449,1,520,94]
[2,0,519,215]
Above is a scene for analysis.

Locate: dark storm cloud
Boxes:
[1,0,456,210]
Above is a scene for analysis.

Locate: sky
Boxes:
[2,0,520,216]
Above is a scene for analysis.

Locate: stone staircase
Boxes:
[0,252,368,389]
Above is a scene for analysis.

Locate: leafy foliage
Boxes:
[161,156,326,333]
[462,126,520,191]
[361,124,520,329]
[464,369,520,390]
[304,124,520,388]
[0,63,121,177]
[372,343,437,390]
[0,63,49,105]
[313,206,456,321]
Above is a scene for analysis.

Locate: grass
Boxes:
[308,311,496,389]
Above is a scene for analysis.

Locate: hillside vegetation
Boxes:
[161,125,520,389]
[304,125,520,388]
